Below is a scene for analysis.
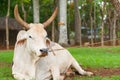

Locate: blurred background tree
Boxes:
[0,0,120,48]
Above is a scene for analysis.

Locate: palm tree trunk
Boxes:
[33,0,39,23]
[5,0,10,50]
[58,0,68,46]
[21,3,26,21]
[101,20,104,47]
[113,10,117,46]
[90,6,94,46]
[52,21,55,41]
[74,0,82,46]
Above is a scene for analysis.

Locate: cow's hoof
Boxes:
[85,71,93,76]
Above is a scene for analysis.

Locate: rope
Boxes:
[48,48,65,56]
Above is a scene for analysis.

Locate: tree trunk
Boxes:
[90,6,94,46]
[100,1,106,47]
[101,20,104,46]
[58,0,68,46]
[74,0,82,46]
[52,21,55,41]
[21,3,26,21]
[107,9,113,45]
[94,2,97,43]
[5,0,10,50]
[113,10,117,46]
[33,0,39,23]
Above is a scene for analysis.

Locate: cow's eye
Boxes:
[29,36,32,38]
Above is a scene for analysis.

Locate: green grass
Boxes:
[68,47,120,68]
[0,46,120,80]
[0,50,13,63]
[0,50,15,80]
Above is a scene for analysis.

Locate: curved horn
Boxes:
[14,5,29,29]
[43,7,58,28]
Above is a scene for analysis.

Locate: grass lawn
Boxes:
[0,46,120,80]
[68,46,120,68]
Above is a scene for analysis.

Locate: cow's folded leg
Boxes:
[51,66,63,80]
[72,59,93,76]
[13,73,31,80]
[13,74,26,80]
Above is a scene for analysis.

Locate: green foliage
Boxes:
[40,0,54,23]
[21,0,31,3]
[0,0,54,23]
[0,0,8,17]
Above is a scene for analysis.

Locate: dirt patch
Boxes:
[0,62,12,68]
[65,67,120,80]
[85,67,120,77]
[0,45,14,50]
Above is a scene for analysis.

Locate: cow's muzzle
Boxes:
[39,48,48,57]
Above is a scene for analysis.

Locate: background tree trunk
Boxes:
[100,1,106,47]
[33,0,39,23]
[113,10,117,46]
[101,20,104,47]
[107,9,113,45]
[21,3,26,21]
[94,2,97,43]
[52,21,55,41]
[5,0,10,50]
[74,0,82,46]
[58,0,68,46]
[90,5,94,46]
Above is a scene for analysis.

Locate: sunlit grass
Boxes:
[68,46,120,68]
[0,50,14,80]
[0,50,13,63]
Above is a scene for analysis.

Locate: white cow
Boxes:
[12,5,93,80]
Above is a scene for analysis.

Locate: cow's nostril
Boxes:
[39,48,48,57]
[40,48,48,53]
[40,49,43,52]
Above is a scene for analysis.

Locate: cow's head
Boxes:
[14,5,58,57]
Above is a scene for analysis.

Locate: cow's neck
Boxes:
[21,49,38,77]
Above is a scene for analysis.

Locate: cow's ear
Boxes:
[17,38,27,45]
[16,30,26,41]
[46,38,51,47]
[17,35,27,45]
